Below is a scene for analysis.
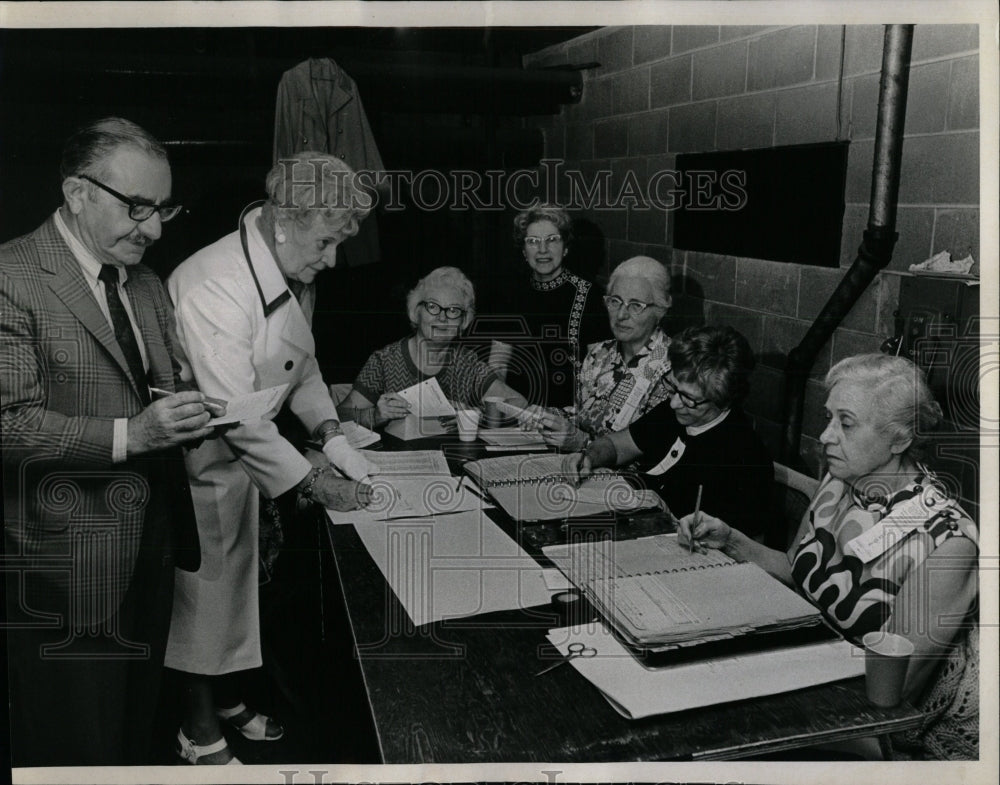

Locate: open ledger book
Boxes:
[543,534,825,650]
[464,453,663,522]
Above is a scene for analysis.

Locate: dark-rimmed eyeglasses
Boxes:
[524,234,563,247]
[603,295,654,316]
[420,300,466,320]
[664,377,710,408]
[79,175,184,223]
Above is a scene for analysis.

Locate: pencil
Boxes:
[690,484,703,554]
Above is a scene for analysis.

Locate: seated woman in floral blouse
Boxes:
[678,353,979,760]
[526,255,672,450]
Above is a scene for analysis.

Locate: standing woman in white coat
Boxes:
[165,152,377,764]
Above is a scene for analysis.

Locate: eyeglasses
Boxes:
[420,300,466,320]
[524,234,563,248]
[79,175,184,223]
[664,377,710,408]
[603,295,654,316]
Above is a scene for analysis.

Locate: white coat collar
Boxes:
[239,202,294,317]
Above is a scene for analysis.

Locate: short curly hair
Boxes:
[669,325,755,409]
[512,204,573,247]
[825,353,942,463]
[405,266,476,330]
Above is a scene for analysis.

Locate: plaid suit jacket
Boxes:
[1,215,199,627]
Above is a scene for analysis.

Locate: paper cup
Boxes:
[862,631,914,707]
[482,396,505,428]
[456,409,481,442]
[488,340,513,381]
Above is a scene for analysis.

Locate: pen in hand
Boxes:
[690,484,703,554]
[149,387,227,417]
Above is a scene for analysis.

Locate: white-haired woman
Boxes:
[166,152,378,764]
[527,255,673,450]
[678,353,979,760]
[340,266,527,427]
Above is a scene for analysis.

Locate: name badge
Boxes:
[845,491,952,563]
[646,436,685,476]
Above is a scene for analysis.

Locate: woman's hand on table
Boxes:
[562,450,593,486]
[376,393,410,422]
[313,474,373,512]
[678,511,731,554]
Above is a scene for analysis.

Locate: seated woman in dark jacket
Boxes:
[566,325,773,539]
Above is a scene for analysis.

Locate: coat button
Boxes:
[285,360,294,370]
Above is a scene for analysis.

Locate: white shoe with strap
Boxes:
[176,728,242,765]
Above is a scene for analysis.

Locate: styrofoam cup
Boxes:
[862,631,914,707]
[456,409,481,442]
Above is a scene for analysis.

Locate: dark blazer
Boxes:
[0,215,199,626]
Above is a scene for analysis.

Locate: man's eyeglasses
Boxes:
[664,377,710,408]
[79,175,184,223]
[420,301,466,320]
[603,295,654,316]
[524,234,563,248]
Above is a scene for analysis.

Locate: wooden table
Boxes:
[323,434,924,762]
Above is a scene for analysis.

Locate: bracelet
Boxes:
[298,466,331,503]
[313,420,343,445]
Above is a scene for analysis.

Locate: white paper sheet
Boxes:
[396,377,456,417]
[544,624,865,719]
[350,511,562,626]
[207,383,289,425]
[342,420,380,448]
[366,449,451,475]
[325,477,492,524]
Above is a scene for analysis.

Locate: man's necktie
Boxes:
[98,264,150,405]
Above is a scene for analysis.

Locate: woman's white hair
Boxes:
[406,266,476,329]
[608,256,672,310]
[825,353,942,463]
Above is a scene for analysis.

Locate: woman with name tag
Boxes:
[678,353,979,760]
[521,255,673,450]
[339,266,527,428]
[567,325,773,540]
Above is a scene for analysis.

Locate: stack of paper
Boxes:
[545,624,865,719]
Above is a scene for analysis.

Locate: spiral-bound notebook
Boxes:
[543,534,824,649]
[463,454,662,522]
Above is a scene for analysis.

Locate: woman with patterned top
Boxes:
[339,266,527,428]
[678,354,979,760]
[487,205,606,409]
[525,255,673,450]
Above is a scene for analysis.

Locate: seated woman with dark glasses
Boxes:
[339,266,527,428]
[523,256,673,450]
[565,324,773,539]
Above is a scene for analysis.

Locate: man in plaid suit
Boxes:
[1,118,217,766]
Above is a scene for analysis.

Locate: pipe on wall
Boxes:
[780,24,915,466]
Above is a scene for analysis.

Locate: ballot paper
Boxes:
[396,377,456,417]
[365,450,451,476]
[351,511,565,626]
[478,428,548,449]
[325,477,492,524]
[544,624,865,719]
[207,383,288,426]
[342,420,380,449]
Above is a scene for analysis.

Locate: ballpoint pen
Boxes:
[690,484,703,554]
[149,387,227,413]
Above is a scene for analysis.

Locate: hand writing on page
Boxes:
[678,511,731,554]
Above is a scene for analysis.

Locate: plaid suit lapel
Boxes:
[128,276,173,390]
[36,218,146,400]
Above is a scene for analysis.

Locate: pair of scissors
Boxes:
[534,642,597,676]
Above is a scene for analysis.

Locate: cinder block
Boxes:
[668,101,718,153]
[798,266,879,334]
[704,301,765,355]
[948,55,980,130]
[904,60,951,134]
[597,206,628,242]
[716,93,775,150]
[759,313,822,374]
[849,73,880,139]
[597,27,635,73]
[736,257,799,316]
[611,69,651,114]
[580,76,614,121]
[607,238,648,266]
[843,25,884,77]
[774,83,839,146]
[748,26,817,91]
[686,251,737,304]
[628,109,670,156]
[651,55,693,108]
[628,204,667,244]
[634,26,672,64]
[816,26,846,81]
[934,208,980,261]
[891,207,937,271]
[898,132,979,205]
[611,157,650,208]
[720,26,773,42]
[672,26,720,54]
[830,327,881,367]
[838,204,868,267]
[911,24,979,61]
[692,40,749,100]
[594,118,630,159]
[566,123,594,162]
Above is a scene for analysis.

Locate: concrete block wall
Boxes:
[524,24,981,476]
